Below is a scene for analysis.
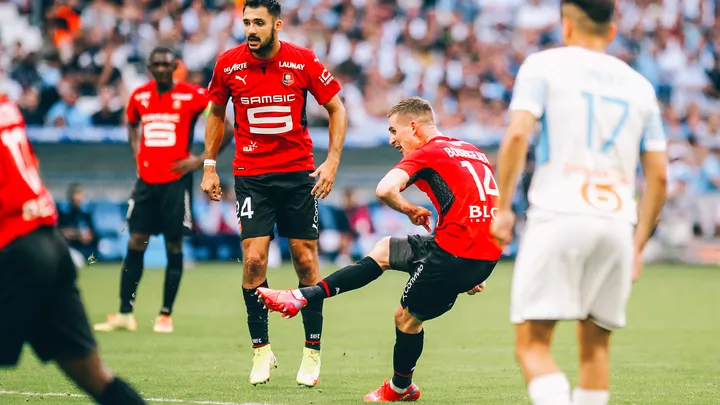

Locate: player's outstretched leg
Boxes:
[154,239,184,333]
[57,349,146,404]
[364,305,422,402]
[257,238,392,316]
[242,237,276,385]
[289,240,325,387]
[573,319,611,405]
[516,321,572,405]
[94,234,149,332]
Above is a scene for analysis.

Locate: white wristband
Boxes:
[203,159,217,167]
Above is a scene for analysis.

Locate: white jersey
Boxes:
[509,46,667,224]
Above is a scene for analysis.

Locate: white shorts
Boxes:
[510,215,634,330]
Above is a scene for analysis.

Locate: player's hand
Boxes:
[200,167,222,201]
[490,209,515,246]
[310,159,338,200]
[632,247,643,283]
[172,155,203,175]
[406,205,432,232]
[466,281,486,295]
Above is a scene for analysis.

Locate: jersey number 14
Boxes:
[461,161,499,201]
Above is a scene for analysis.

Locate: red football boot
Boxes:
[256,287,308,318]
[363,379,421,402]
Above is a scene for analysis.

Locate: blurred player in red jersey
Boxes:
[257,97,501,402]
[0,95,147,404]
[200,0,348,387]
[94,47,234,334]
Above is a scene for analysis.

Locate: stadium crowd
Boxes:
[1,0,719,263]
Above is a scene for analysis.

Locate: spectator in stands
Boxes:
[92,86,124,126]
[58,183,97,260]
[693,139,720,239]
[45,82,91,128]
[17,87,45,125]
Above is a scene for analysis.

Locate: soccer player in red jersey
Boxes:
[200,0,348,387]
[257,97,501,402]
[94,47,233,334]
[0,95,147,404]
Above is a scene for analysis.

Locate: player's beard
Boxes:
[250,30,276,57]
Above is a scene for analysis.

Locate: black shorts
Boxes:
[389,234,497,321]
[0,227,96,366]
[234,170,318,241]
[127,175,193,239]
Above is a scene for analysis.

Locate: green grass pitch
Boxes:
[1,262,718,404]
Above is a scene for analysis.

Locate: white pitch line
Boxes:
[0,390,277,405]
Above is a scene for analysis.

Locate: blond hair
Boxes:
[387,97,435,124]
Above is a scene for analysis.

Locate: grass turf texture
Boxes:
[1,262,718,404]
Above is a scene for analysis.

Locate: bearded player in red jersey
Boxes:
[0,95,147,404]
[200,0,347,387]
[257,97,501,402]
[94,47,234,334]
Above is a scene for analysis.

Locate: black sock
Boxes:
[94,377,146,405]
[391,328,424,390]
[160,253,183,316]
[299,283,323,351]
[119,249,145,314]
[243,280,269,348]
[300,256,383,302]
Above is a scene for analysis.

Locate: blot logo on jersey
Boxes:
[282,72,294,86]
[469,205,497,222]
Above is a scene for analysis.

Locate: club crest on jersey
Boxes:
[172,99,182,109]
[282,72,294,86]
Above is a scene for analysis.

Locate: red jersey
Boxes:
[394,136,503,261]
[0,95,57,250]
[127,81,209,184]
[207,42,341,176]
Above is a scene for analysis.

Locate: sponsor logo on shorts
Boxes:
[312,199,319,233]
[402,264,423,301]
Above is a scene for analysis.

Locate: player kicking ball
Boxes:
[94,47,233,334]
[0,94,146,404]
[491,1,668,405]
[257,97,501,402]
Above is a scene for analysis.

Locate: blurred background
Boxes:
[2,0,719,268]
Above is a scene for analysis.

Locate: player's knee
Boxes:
[292,254,318,282]
[128,234,150,251]
[243,251,268,277]
[394,306,422,333]
[368,237,392,270]
[165,239,183,254]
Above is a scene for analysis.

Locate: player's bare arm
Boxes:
[127,123,141,158]
[173,115,234,175]
[200,101,226,200]
[310,94,347,200]
[633,150,667,282]
[491,110,536,246]
[376,168,432,232]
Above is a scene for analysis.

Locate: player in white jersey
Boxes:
[491,1,668,405]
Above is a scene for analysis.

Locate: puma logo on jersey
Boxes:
[235,75,247,85]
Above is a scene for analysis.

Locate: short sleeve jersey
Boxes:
[509,46,667,223]
[127,81,209,184]
[394,136,503,261]
[0,95,57,250]
[207,42,341,176]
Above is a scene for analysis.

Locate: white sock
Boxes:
[528,373,572,405]
[390,380,407,394]
[573,388,609,405]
